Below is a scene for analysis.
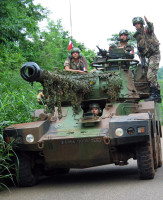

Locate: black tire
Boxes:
[153,138,158,169]
[18,154,38,187]
[136,139,155,179]
[157,135,162,168]
[44,168,70,176]
[57,168,70,175]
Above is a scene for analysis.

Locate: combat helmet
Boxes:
[89,103,100,110]
[132,17,145,26]
[119,29,130,41]
[71,47,80,54]
[119,29,129,36]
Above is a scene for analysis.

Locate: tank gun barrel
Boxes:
[20,62,95,92]
[20,62,43,82]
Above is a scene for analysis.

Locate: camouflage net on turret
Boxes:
[41,70,122,118]
[107,74,122,100]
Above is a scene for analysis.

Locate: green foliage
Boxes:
[158,67,163,79]
[0,131,18,191]
[0,43,27,73]
[0,69,43,190]
[158,68,163,121]
[158,79,163,121]
[0,0,47,44]
[0,70,43,124]
[32,19,96,71]
[33,19,69,70]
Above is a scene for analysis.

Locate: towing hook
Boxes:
[38,142,44,149]
[103,136,111,145]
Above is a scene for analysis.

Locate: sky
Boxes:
[34,0,163,66]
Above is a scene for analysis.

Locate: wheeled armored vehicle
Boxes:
[4,48,162,186]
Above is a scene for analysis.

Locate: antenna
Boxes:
[69,0,73,38]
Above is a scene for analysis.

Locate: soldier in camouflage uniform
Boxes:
[64,47,88,73]
[117,29,134,59]
[132,16,161,103]
[109,30,134,59]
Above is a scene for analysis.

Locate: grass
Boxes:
[0,69,44,190]
[0,133,18,191]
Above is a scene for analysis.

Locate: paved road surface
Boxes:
[1,139,163,200]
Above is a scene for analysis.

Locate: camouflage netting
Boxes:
[107,75,122,100]
[41,70,122,118]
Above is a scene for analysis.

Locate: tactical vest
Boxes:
[134,25,160,58]
[70,57,86,71]
[117,42,134,59]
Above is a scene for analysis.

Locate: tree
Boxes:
[32,19,96,71]
[0,0,48,44]
[158,67,163,80]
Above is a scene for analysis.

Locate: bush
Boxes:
[0,69,44,190]
[0,130,18,191]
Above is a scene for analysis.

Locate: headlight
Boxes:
[26,134,34,143]
[115,128,124,137]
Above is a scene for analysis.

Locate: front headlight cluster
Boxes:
[26,134,35,143]
[115,128,124,137]
[115,127,146,137]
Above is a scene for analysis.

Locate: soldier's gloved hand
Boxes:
[144,16,149,23]
[138,46,145,52]
[125,45,132,52]
[125,51,134,59]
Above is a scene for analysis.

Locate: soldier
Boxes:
[132,16,161,103]
[89,103,101,116]
[117,29,134,59]
[64,47,88,73]
[109,30,134,59]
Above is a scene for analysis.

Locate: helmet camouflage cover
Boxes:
[119,29,129,36]
[89,103,100,110]
[132,17,145,26]
[71,47,80,54]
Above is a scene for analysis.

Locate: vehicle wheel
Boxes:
[153,138,158,169]
[136,139,155,179]
[57,168,70,174]
[44,168,70,176]
[157,135,162,167]
[18,154,38,187]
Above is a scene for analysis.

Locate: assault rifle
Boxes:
[138,46,148,74]
[140,56,148,74]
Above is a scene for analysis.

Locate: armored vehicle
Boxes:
[4,48,162,186]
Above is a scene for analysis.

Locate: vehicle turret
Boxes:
[20,49,147,117]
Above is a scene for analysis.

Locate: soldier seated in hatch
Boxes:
[89,103,101,116]
[109,29,134,59]
[64,47,88,73]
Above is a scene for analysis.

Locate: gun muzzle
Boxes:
[20,62,42,82]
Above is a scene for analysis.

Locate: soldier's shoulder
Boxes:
[64,57,71,66]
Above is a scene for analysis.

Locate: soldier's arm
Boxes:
[82,57,88,72]
[125,45,134,59]
[144,16,154,34]
[64,57,71,69]
[64,68,86,73]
